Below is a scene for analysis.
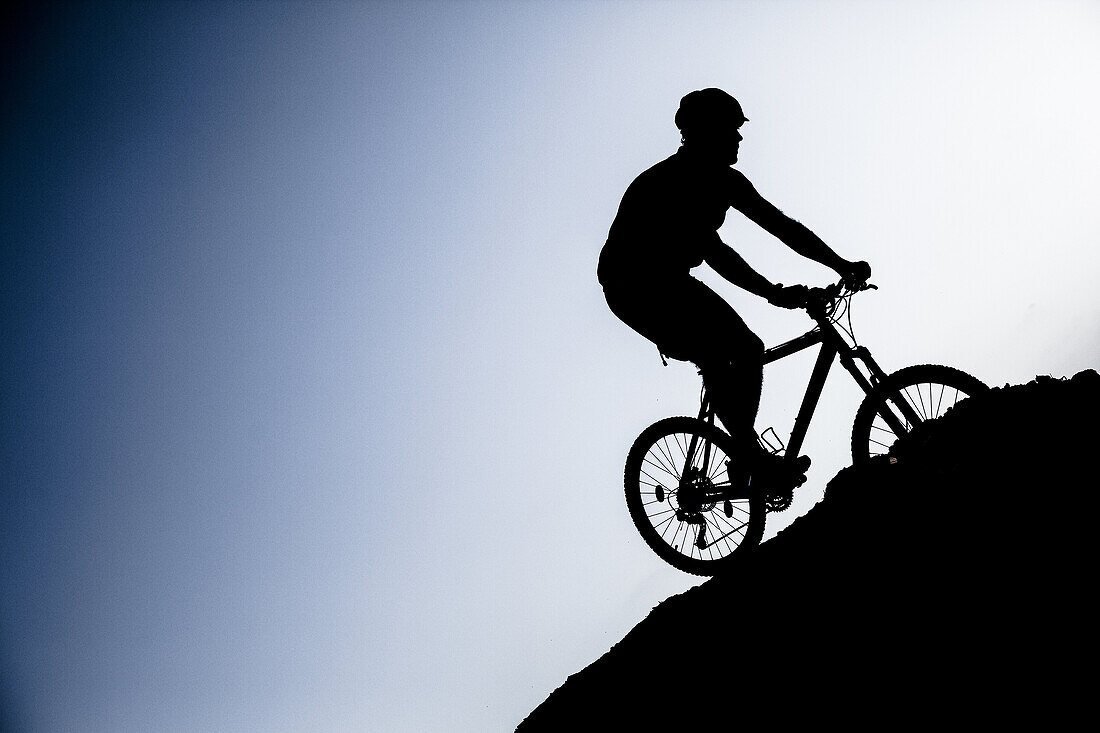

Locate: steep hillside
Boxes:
[518,370,1099,731]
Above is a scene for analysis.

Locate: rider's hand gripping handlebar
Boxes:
[802,278,876,317]
[767,283,810,309]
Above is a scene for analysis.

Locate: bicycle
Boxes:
[623,279,988,575]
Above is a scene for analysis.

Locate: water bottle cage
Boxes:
[759,427,785,455]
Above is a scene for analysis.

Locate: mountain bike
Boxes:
[624,279,988,575]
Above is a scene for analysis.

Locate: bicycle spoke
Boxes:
[654,437,680,477]
[627,418,768,572]
[663,433,681,464]
[707,449,727,482]
[902,385,928,420]
[854,367,987,468]
[711,504,750,530]
[639,466,672,489]
[915,385,928,420]
[657,434,689,475]
[660,514,681,545]
[941,384,956,415]
[673,431,688,462]
[643,449,676,482]
[672,523,690,551]
[703,512,749,550]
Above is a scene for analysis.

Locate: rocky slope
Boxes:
[518,370,1099,730]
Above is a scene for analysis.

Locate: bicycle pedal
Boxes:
[723,500,732,518]
[655,484,665,503]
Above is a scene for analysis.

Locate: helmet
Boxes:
[674,88,747,137]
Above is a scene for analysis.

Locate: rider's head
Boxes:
[675,88,747,164]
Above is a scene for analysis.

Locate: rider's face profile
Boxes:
[687,120,744,166]
[726,123,744,164]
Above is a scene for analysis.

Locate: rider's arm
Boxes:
[702,237,780,300]
[730,172,856,275]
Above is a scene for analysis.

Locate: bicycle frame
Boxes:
[693,295,915,466]
[626,281,987,570]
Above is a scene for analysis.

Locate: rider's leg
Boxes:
[603,275,799,473]
[697,339,766,459]
[676,288,808,483]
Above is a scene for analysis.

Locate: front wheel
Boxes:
[625,417,766,575]
[851,364,988,464]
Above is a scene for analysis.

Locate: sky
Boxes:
[2,1,1098,731]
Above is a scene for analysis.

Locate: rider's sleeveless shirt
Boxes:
[598,147,754,288]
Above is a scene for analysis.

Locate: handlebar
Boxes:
[802,278,876,316]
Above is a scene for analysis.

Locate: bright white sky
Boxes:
[2,1,1098,731]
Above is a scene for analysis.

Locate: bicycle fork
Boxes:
[842,346,924,436]
[771,334,917,460]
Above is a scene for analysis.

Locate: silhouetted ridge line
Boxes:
[518,370,1099,731]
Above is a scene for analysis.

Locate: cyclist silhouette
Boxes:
[599,88,871,489]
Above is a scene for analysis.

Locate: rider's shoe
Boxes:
[725,452,809,500]
[749,450,810,490]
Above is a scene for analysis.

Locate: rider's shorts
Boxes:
[602,275,763,368]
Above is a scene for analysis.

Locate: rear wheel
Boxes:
[625,417,765,575]
[851,364,988,464]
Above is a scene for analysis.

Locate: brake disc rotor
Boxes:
[678,467,717,513]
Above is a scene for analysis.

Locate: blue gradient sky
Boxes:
[3,1,1098,731]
